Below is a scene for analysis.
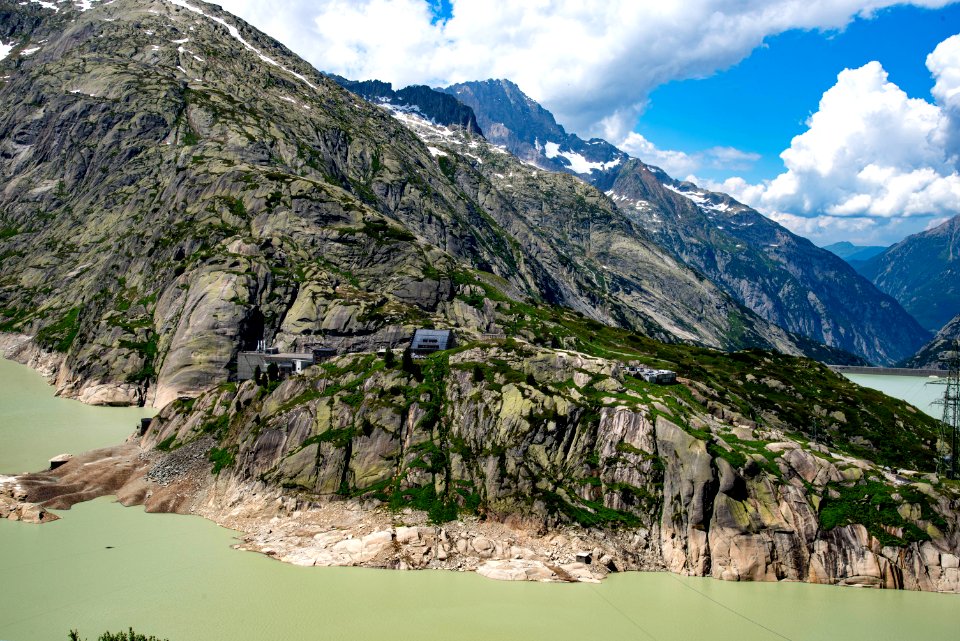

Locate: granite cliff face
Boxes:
[440,79,929,365]
[138,336,960,590]
[14,326,956,589]
[904,314,960,369]
[0,0,827,408]
[858,215,960,333]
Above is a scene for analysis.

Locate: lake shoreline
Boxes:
[3,343,960,593]
[7,433,960,593]
[4,440,667,584]
[0,332,153,406]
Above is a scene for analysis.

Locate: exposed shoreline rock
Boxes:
[0,333,148,406]
[5,421,960,591]
[4,443,659,583]
[0,333,64,382]
[3,339,959,590]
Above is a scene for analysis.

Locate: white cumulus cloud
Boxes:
[216,0,955,140]
[704,35,960,245]
[929,34,960,160]
[619,133,761,177]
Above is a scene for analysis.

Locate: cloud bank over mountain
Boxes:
[217,0,953,141]
[215,0,959,244]
[706,33,960,244]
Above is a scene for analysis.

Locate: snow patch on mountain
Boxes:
[29,0,60,11]
[542,141,621,174]
[166,0,317,91]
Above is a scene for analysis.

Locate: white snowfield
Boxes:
[542,141,622,174]
[165,0,318,91]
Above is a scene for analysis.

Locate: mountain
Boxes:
[822,241,887,264]
[328,76,483,135]
[0,0,837,411]
[443,79,627,190]
[606,168,930,365]
[902,313,960,369]
[439,80,929,365]
[857,216,960,332]
[3,0,959,596]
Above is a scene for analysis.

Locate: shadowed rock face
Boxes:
[903,314,960,369]
[0,0,824,407]
[328,76,484,136]
[606,164,931,366]
[441,79,929,366]
[858,215,960,333]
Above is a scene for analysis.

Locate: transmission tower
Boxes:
[930,340,960,479]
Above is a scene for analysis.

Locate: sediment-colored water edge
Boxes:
[0,358,154,475]
[2,497,959,641]
[844,372,944,419]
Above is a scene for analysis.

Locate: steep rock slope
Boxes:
[903,314,960,369]
[0,0,820,408]
[441,79,929,365]
[858,216,960,332]
[328,76,483,135]
[608,165,930,365]
[19,311,955,590]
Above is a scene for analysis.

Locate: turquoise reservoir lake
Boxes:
[1,358,957,641]
[843,372,945,419]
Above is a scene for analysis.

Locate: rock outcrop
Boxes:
[903,314,960,370]
[11,339,958,590]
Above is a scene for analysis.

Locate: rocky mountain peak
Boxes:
[328,75,483,135]
[440,79,627,186]
[440,79,930,364]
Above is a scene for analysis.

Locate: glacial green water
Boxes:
[0,358,154,474]
[1,358,958,641]
[2,496,959,641]
[844,373,945,419]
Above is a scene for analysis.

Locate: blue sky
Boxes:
[638,3,960,185]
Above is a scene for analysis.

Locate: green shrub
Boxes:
[819,481,931,547]
[155,435,177,452]
[35,307,81,352]
[207,447,235,474]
